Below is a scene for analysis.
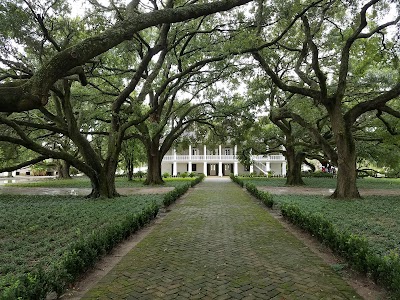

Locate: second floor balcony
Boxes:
[162,154,286,162]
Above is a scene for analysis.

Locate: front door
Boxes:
[223,164,232,176]
[209,164,217,176]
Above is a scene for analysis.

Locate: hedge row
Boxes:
[229,173,244,187]
[229,174,274,208]
[229,175,400,297]
[162,174,204,207]
[245,182,274,208]
[2,202,159,300]
[281,203,400,296]
[3,176,205,300]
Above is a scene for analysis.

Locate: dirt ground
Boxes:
[260,186,400,196]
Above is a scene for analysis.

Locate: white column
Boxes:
[173,148,177,176]
[203,145,207,160]
[218,161,223,177]
[188,145,192,173]
[234,162,238,176]
[203,162,207,176]
[282,162,287,176]
[219,145,222,159]
[266,162,270,171]
[234,145,237,157]
[249,164,254,174]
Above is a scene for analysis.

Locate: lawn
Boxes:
[5,176,195,188]
[272,194,400,257]
[240,177,400,256]
[0,193,164,295]
[240,176,400,189]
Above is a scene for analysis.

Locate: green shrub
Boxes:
[303,171,334,178]
[163,174,204,206]
[245,183,274,208]
[1,201,159,299]
[280,203,400,297]
[162,172,170,178]
[229,174,244,187]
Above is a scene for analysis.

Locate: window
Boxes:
[192,164,197,171]
[224,149,231,155]
[192,148,198,155]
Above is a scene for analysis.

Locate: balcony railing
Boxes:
[163,155,237,161]
[252,155,286,161]
[162,154,285,162]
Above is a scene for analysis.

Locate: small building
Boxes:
[161,145,287,177]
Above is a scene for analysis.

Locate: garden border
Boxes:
[230,174,400,297]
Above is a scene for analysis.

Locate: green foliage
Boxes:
[280,202,400,296]
[0,194,162,299]
[239,176,400,189]
[245,182,274,208]
[230,174,274,208]
[229,173,244,187]
[302,171,334,178]
[162,174,204,206]
[162,172,171,178]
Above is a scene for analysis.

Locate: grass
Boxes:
[0,194,164,292]
[5,176,195,188]
[274,194,400,257]
[239,176,400,189]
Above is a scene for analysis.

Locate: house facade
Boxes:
[161,145,287,177]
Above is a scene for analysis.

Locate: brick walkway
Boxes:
[82,178,361,299]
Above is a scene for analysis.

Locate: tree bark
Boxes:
[329,105,361,199]
[144,140,164,185]
[285,147,305,186]
[127,159,134,181]
[0,0,251,112]
[86,165,119,198]
[57,160,71,179]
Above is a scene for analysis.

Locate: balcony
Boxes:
[162,154,285,162]
[252,155,286,161]
[163,155,237,161]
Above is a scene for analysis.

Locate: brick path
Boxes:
[82,178,361,299]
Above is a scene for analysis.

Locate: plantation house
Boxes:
[161,144,287,177]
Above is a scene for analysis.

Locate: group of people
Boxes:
[321,164,336,175]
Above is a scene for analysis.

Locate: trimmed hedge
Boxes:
[229,174,244,187]
[245,182,274,208]
[2,202,159,299]
[230,175,400,297]
[1,175,205,300]
[162,174,205,207]
[230,175,274,208]
[281,203,400,297]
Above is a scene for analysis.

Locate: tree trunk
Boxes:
[57,160,71,179]
[86,157,119,198]
[329,105,361,199]
[285,147,305,186]
[144,141,164,185]
[126,158,134,181]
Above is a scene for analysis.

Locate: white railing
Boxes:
[253,161,269,175]
[163,154,286,162]
[163,155,237,161]
[252,155,285,161]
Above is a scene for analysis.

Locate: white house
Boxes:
[161,144,287,177]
